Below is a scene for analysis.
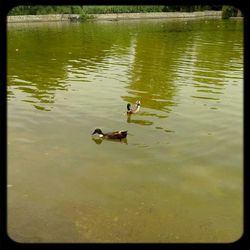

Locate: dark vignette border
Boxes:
[0,0,248,249]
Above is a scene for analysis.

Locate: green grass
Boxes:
[9,5,219,16]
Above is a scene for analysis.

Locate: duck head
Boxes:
[92,128,103,136]
[127,103,131,111]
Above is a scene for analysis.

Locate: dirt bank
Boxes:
[91,11,222,21]
[7,11,222,23]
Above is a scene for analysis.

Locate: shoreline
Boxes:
[7,11,223,23]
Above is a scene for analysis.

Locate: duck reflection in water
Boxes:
[127,115,153,126]
[92,137,128,144]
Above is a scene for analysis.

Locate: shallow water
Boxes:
[7,18,243,243]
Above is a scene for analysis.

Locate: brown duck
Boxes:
[92,128,127,140]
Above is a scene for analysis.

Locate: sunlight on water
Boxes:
[7,18,243,243]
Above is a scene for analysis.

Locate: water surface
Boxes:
[7,18,243,243]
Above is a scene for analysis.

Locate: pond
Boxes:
[7,18,243,243]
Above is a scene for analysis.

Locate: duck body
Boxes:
[127,100,141,114]
[92,128,127,140]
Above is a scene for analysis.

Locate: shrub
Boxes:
[222,5,238,19]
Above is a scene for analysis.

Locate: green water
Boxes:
[7,18,243,243]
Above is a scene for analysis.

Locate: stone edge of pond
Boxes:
[7,11,223,23]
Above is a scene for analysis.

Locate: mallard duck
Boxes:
[127,100,141,114]
[92,128,127,140]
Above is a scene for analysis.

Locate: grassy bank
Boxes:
[9,5,222,16]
